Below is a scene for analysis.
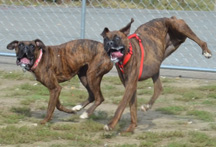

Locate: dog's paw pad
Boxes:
[72,104,83,112]
[104,125,112,131]
[80,112,88,119]
[204,52,212,58]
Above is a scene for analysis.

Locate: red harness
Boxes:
[31,49,43,71]
[116,34,144,80]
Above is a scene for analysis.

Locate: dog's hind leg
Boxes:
[56,98,76,113]
[79,75,104,119]
[71,65,95,112]
[141,72,162,112]
[167,17,212,58]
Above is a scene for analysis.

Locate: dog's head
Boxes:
[7,39,45,71]
[101,18,134,63]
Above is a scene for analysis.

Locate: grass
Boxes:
[137,131,185,146]
[187,110,215,122]
[0,123,102,145]
[0,70,216,146]
[189,131,216,146]
[10,106,31,117]
[0,70,33,80]
[0,0,214,11]
[156,106,186,115]
[137,131,216,147]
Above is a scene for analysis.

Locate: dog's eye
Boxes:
[104,37,109,42]
[114,36,121,43]
[29,44,35,50]
[18,43,24,49]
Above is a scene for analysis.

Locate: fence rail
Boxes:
[0,0,215,72]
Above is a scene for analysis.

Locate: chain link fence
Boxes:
[0,0,215,71]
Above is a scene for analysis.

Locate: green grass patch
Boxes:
[189,131,216,146]
[202,99,216,105]
[209,123,216,131]
[115,144,138,147]
[199,84,216,99]
[137,131,216,147]
[89,111,108,120]
[156,106,186,115]
[0,112,25,124]
[175,90,204,102]
[166,142,188,147]
[10,106,31,117]
[0,70,33,80]
[137,131,185,146]
[0,107,31,124]
[0,121,103,145]
[187,110,215,122]
[103,76,122,85]
[5,82,49,99]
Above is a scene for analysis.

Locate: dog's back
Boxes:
[41,39,112,82]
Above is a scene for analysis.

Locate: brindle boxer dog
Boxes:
[7,39,113,124]
[101,16,212,132]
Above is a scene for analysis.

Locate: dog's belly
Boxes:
[139,62,161,81]
[56,73,77,83]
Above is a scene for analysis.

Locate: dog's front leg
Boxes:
[40,86,62,124]
[124,91,137,132]
[104,76,138,132]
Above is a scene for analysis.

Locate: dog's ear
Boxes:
[101,27,110,38]
[7,40,19,50]
[119,18,134,36]
[35,39,45,50]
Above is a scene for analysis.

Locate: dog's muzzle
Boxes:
[16,54,34,71]
[108,46,124,63]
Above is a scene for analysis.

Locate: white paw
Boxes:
[141,104,151,112]
[104,125,112,131]
[204,52,212,58]
[80,112,88,119]
[72,105,83,112]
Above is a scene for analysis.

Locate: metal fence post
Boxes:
[80,0,86,39]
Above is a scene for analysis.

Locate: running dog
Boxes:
[7,39,113,124]
[101,16,212,132]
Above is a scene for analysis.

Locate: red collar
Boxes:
[31,49,43,71]
[116,33,144,80]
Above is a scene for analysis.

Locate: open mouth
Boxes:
[109,46,124,63]
[16,54,33,70]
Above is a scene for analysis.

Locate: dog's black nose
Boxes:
[107,41,114,47]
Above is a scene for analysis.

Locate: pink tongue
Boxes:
[20,58,30,64]
[111,51,123,58]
